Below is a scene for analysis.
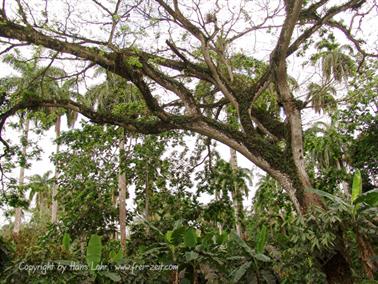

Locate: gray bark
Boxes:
[118,133,127,255]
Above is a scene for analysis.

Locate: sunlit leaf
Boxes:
[351,170,362,204]
[354,189,378,207]
[62,232,71,251]
[86,234,102,271]
[255,225,268,254]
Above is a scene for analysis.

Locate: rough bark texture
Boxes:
[13,117,29,237]
[270,1,353,281]
[356,229,377,279]
[51,116,61,224]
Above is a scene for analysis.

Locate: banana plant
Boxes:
[58,233,122,282]
[307,170,378,279]
[307,170,378,220]
[229,225,275,283]
[142,220,230,283]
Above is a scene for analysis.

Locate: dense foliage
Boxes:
[0,0,377,283]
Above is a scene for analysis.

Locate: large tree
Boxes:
[0,0,377,281]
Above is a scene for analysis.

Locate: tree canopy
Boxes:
[0,0,377,282]
[0,0,376,209]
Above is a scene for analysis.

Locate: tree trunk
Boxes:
[336,159,349,195]
[13,117,30,237]
[118,133,127,255]
[111,188,118,241]
[356,229,377,279]
[229,148,244,238]
[273,48,353,282]
[213,184,223,234]
[51,116,61,224]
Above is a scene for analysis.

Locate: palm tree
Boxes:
[213,158,252,237]
[307,121,346,168]
[306,120,350,194]
[49,79,78,224]
[85,69,143,255]
[320,45,355,82]
[27,171,53,220]
[1,49,63,236]
[306,82,337,114]
[225,105,252,237]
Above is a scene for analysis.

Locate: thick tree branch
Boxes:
[0,19,114,67]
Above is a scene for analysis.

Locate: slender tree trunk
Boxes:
[51,116,61,224]
[213,183,223,234]
[111,189,118,241]
[118,132,127,255]
[229,148,244,238]
[13,117,30,237]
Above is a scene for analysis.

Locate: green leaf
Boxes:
[171,227,186,245]
[125,56,143,68]
[306,188,349,210]
[351,170,362,204]
[86,234,102,270]
[62,232,71,251]
[109,248,123,264]
[144,220,164,236]
[255,225,268,254]
[354,189,378,207]
[184,228,197,248]
[254,253,271,262]
[215,231,228,244]
[232,261,252,283]
[230,231,254,257]
[165,230,173,244]
[101,271,121,282]
[261,269,277,284]
[173,219,184,229]
[185,251,199,262]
